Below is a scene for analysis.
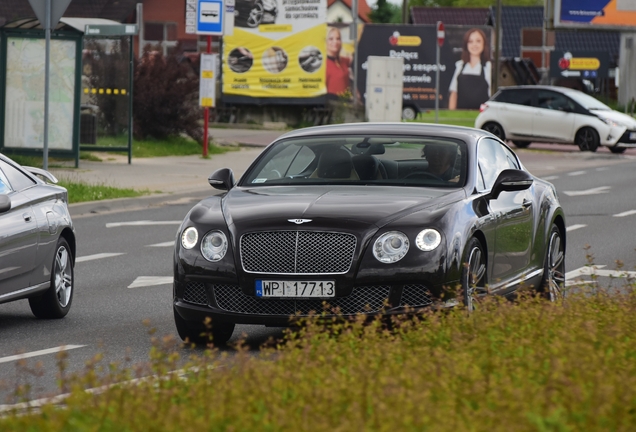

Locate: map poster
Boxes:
[4,37,77,151]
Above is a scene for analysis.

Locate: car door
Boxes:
[477,138,535,293]
[493,88,535,138]
[532,90,576,142]
[0,159,38,296]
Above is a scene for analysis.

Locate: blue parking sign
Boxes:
[197,0,224,35]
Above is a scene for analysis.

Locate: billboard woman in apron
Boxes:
[448,28,491,110]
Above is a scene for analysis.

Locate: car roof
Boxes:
[497,85,583,95]
[276,122,489,144]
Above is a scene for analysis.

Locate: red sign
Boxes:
[436,21,445,47]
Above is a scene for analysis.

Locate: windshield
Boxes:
[240,135,468,188]
[566,91,612,111]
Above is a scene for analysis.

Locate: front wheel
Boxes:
[540,224,566,301]
[512,140,531,149]
[174,309,235,346]
[461,237,487,312]
[29,237,74,319]
[482,122,506,141]
[402,106,417,121]
[575,127,599,152]
[609,145,627,154]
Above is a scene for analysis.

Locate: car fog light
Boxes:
[181,227,198,249]
[373,231,409,263]
[415,229,441,251]
[201,230,228,262]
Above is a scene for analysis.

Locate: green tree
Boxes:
[369,0,400,23]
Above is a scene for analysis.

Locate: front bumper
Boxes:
[614,129,636,148]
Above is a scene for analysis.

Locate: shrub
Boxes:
[133,50,203,143]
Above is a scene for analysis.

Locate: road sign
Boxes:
[436,21,445,47]
[28,0,72,29]
[549,50,610,79]
[199,53,217,107]
[196,0,224,35]
[186,0,196,34]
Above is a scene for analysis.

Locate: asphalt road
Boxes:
[1,146,636,405]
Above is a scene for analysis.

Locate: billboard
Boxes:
[555,0,636,30]
[549,50,611,79]
[356,24,494,110]
[222,0,327,104]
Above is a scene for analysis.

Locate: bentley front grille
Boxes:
[240,231,357,274]
[213,284,390,316]
[399,284,433,308]
[183,281,208,306]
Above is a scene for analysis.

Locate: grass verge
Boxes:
[57,179,149,203]
[92,135,234,158]
[411,109,479,128]
[3,287,636,431]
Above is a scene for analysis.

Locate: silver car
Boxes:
[0,153,76,318]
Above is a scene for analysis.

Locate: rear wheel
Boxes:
[609,145,627,154]
[461,237,487,311]
[482,122,505,141]
[29,238,74,319]
[575,127,599,152]
[512,140,531,148]
[540,224,565,301]
[402,106,417,121]
[174,309,235,346]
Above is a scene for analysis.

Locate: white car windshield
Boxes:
[566,91,612,111]
[241,135,468,188]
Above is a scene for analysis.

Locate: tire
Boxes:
[482,122,506,141]
[29,237,74,319]
[540,224,566,302]
[461,237,487,312]
[575,127,599,152]
[246,1,264,28]
[609,145,627,154]
[512,140,531,149]
[174,309,235,346]
[402,106,417,121]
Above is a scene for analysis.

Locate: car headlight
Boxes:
[599,117,620,127]
[415,229,441,251]
[373,231,409,263]
[201,230,228,262]
[181,227,198,249]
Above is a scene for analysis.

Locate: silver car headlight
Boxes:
[201,230,228,262]
[415,229,441,251]
[181,227,198,249]
[373,231,409,263]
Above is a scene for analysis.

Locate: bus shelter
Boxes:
[0,18,137,167]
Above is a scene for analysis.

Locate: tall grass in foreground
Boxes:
[3,289,636,431]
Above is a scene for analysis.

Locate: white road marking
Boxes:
[567,171,586,176]
[146,241,175,248]
[106,220,182,228]
[128,276,172,288]
[76,253,126,263]
[542,175,559,181]
[613,210,636,218]
[562,186,610,196]
[566,224,586,232]
[0,345,86,365]
[566,265,636,284]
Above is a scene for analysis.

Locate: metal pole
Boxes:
[435,42,440,124]
[202,35,211,157]
[402,0,408,24]
[494,0,502,93]
[351,0,358,105]
[43,0,51,170]
[128,35,134,164]
[137,3,144,58]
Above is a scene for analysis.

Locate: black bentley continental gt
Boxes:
[173,123,566,344]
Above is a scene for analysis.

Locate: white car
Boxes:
[475,85,636,153]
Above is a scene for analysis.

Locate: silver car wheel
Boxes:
[55,245,73,307]
[546,230,565,302]
[463,239,486,312]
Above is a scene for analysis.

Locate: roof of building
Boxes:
[410,7,491,26]
[0,0,137,26]
[328,0,372,23]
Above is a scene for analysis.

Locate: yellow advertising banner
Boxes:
[223,24,326,98]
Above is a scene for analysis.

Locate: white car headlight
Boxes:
[599,117,620,127]
[181,227,198,249]
[415,229,442,251]
[373,231,409,264]
[201,230,228,262]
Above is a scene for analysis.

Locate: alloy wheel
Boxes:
[247,2,264,27]
[482,123,505,140]
[546,230,565,302]
[465,244,486,311]
[55,246,73,307]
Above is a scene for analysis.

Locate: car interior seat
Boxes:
[311,148,359,180]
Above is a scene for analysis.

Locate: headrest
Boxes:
[317,148,353,178]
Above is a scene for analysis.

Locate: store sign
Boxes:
[555,0,636,30]
[549,50,610,79]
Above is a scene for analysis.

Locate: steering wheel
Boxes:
[403,171,443,181]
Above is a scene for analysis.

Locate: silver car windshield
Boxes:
[241,135,468,188]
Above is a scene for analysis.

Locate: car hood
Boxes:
[220,185,464,232]
[592,109,636,128]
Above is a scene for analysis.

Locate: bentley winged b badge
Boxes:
[288,219,312,225]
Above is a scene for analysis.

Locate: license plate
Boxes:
[630,132,636,141]
[255,280,335,298]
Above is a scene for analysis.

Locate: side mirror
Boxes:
[0,194,11,214]
[490,169,533,199]
[208,168,235,191]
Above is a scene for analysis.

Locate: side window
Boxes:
[494,89,533,106]
[0,170,11,194]
[537,90,574,111]
[477,139,520,191]
[0,160,36,192]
